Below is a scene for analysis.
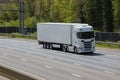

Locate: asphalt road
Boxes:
[0,38,120,80]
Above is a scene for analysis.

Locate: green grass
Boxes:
[0,33,37,39]
[0,33,120,49]
[96,42,120,49]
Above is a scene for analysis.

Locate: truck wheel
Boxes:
[43,43,45,48]
[46,43,48,49]
[47,43,50,49]
[62,45,66,52]
[38,41,41,45]
[89,52,93,54]
[74,47,78,54]
[66,46,69,52]
[50,43,53,49]
[44,43,47,49]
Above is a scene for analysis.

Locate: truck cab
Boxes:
[72,24,95,53]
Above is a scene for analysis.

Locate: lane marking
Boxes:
[0,63,46,80]
[105,71,115,75]
[2,54,7,56]
[73,63,82,66]
[21,59,27,62]
[45,66,53,69]
[72,74,82,78]
[47,56,54,60]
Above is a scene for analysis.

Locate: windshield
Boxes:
[77,31,94,39]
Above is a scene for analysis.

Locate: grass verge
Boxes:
[0,33,120,49]
[96,42,120,49]
[0,33,37,40]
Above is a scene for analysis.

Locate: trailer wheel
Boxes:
[62,45,66,52]
[38,41,41,45]
[43,43,47,49]
[46,43,48,49]
[50,43,53,49]
[47,43,50,49]
[74,47,78,54]
[43,43,45,48]
[66,46,69,52]
[89,52,93,54]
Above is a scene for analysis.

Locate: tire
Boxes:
[50,43,53,49]
[89,52,93,54]
[38,41,41,45]
[43,43,45,48]
[60,45,63,50]
[66,46,69,52]
[62,45,66,52]
[74,47,78,54]
[44,43,47,49]
[47,43,50,49]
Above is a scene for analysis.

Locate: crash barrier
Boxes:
[0,33,37,39]
[0,66,36,80]
[95,32,120,42]
[0,27,120,42]
[0,27,36,34]
[0,33,119,48]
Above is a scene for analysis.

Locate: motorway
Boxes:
[0,38,120,80]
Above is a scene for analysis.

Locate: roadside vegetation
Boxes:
[0,33,37,40]
[0,0,120,49]
[0,33,120,49]
[96,41,120,49]
[0,0,120,32]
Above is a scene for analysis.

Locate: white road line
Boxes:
[47,56,54,60]
[21,59,27,61]
[45,66,53,69]
[105,71,115,75]
[2,54,7,56]
[73,63,82,66]
[0,63,46,80]
[72,74,82,78]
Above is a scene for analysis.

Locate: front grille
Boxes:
[84,42,92,51]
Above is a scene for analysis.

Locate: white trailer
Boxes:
[37,23,95,53]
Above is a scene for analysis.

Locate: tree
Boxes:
[24,0,35,17]
[53,0,86,23]
[63,0,78,23]
[114,0,120,31]
[103,0,114,32]
[78,0,86,23]
[54,0,74,22]
[85,0,103,30]
[34,0,51,22]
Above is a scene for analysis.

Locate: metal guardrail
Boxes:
[95,32,120,42]
[0,66,36,80]
[0,33,37,39]
[0,27,120,41]
[0,33,120,48]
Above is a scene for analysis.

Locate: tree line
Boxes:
[0,0,120,32]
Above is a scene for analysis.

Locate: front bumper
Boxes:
[77,47,95,53]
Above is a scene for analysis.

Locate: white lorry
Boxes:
[37,23,95,53]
